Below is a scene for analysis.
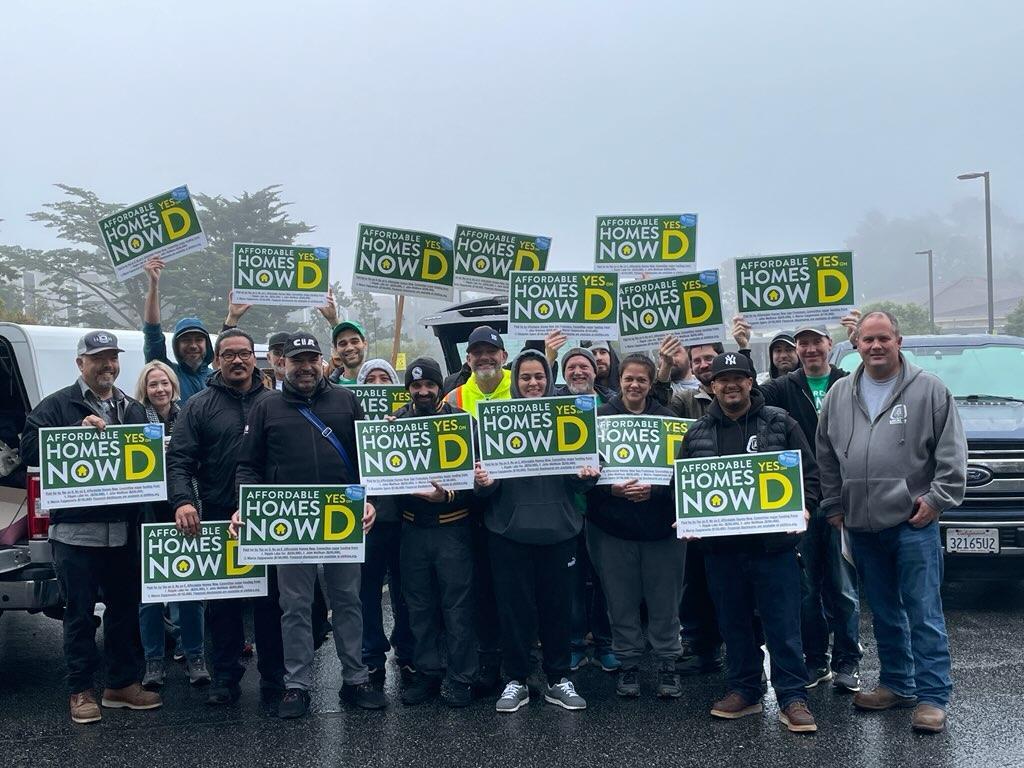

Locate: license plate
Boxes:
[945,527,999,554]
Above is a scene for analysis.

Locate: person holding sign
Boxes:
[20,331,161,724]
[588,354,686,699]
[444,326,512,416]
[392,358,478,708]
[474,349,599,713]
[676,352,821,733]
[816,311,966,734]
[328,320,369,386]
[234,332,385,718]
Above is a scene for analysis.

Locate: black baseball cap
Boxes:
[769,331,797,349]
[77,330,124,356]
[794,324,830,339]
[267,331,291,350]
[405,357,444,389]
[283,332,322,358]
[467,326,504,352]
[710,352,755,380]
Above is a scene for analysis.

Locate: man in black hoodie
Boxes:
[393,358,478,708]
[678,352,821,733]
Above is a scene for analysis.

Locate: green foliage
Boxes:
[861,301,934,335]
[1004,298,1024,337]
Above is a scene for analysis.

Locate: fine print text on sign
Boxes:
[674,450,806,539]
[356,413,475,495]
[97,186,207,281]
[238,485,366,565]
[39,424,166,509]
[232,244,330,307]
[597,415,693,486]
[477,395,599,480]
[735,252,855,328]
[347,385,411,420]
[507,271,619,340]
[618,270,724,352]
[453,225,551,294]
[142,522,267,604]
[594,214,697,276]
[352,224,455,301]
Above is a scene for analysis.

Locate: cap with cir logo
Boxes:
[283,332,323,358]
[466,325,504,352]
[710,352,756,380]
[77,330,125,356]
[404,357,444,389]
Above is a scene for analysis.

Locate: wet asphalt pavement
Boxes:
[1,580,1023,768]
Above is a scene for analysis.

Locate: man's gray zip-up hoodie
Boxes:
[815,356,967,533]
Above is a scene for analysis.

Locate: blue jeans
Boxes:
[360,520,414,669]
[849,521,951,708]
[799,517,861,668]
[571,532,612,653]
[139,601,204,660]
[704,548,807,709]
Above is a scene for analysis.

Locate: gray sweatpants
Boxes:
[586,523,687,669]
[278,562,368,690]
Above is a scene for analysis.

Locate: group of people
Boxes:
[19,258,967,736]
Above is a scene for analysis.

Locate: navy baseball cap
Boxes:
[467,326,504,352]
[710,352,755,380]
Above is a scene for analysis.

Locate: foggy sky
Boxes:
[1,0,1021,287]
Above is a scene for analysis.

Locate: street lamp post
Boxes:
[915,249,934,332]
[957,171,994,333]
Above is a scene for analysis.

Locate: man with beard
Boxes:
[392,358,478,708]
[587,340,620,394]
[444,326,511,416]
[328,320,369,386]
[233,333,385,718]
[264,332,290,390]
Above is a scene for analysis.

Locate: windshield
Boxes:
[836,344,1024,400]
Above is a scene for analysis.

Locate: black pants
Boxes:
[52,540,143,694]
[489,532,575,686]
[207,565,285,687]
[400,523,478,684]
[360,520,414,668]
[679,542,722,655]
[472,518,501,667]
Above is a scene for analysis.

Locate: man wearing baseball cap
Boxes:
[264,331,291,390]
[444,326,511,417]
[391,358,479,707]
[21,331,161,723]
[329,320,369,386]
[730,317,800,385]
[676,351,821,733]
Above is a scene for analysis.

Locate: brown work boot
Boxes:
[911,703,947,733]
[69,691,102,724]
[853,686,917,711]
[780,700,818,733]
[101,682,163,710]
[710,691,763,719]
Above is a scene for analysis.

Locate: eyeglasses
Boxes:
[218,349,253,362]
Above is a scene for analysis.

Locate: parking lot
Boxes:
[1,579,1022,768]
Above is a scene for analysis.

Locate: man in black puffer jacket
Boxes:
[678,352,821,734]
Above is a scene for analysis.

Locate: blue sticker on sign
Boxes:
[314,247,329,259]
[574,395,596,412]
[699,270,718,285]
[535,237,551,250]
[346,485,366,501]
[170,186,188,202]
[440,237,452,250]
[778,451,800,468]
[678,214,697,228]
[143,424,164,440]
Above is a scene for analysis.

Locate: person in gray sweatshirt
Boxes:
[816,310,967,735]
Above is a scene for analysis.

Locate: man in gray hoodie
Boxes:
[816,310,967,734]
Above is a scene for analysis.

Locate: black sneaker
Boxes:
[206,681,241,705]
[616,668,640,698]
[401,674,441,706]
[656,663,682,699]
[368,667,386,689]
[832,662,861,693]
[278,689,310,719]
[341,681,388,710]
[440,679,473,708]
[472,662,502,697]
[676,648,723,675]
[397,660,417,683]
[805,664,833,689]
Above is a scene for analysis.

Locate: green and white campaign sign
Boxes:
[356,413,474,495]
[508,271,619,339]
[238,485,365,564]
[595,214,697,275]
[232,243,330,307]
[735,252,855,328]
[348,385,411,420]
[674,450,806,538]
[597,415,693,486]
[98,186,207,281]
[618,270,724,352]
[453,225,551,294]
[141,522,267,603]
[39,424,166,509]
[477,395,599,479]
[352,224,455,300]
